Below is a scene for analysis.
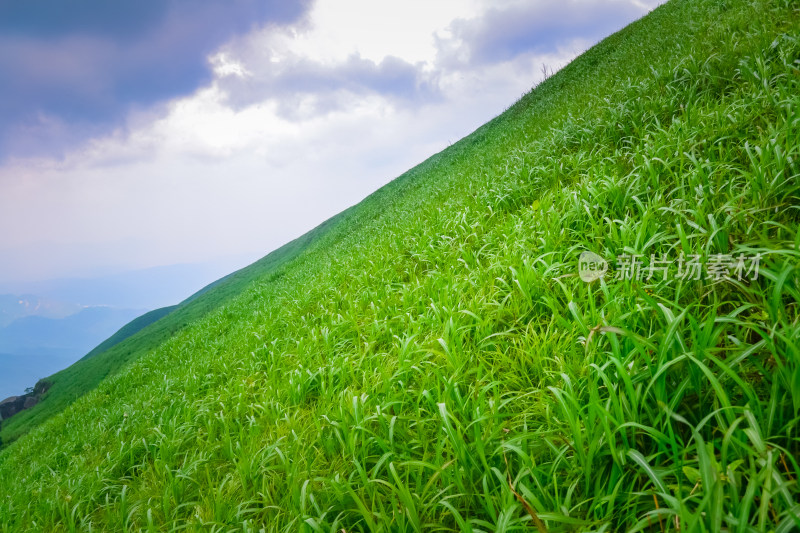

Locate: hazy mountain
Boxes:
[0,306,142,398]
[0,294,81,327]
[0,260,256,311]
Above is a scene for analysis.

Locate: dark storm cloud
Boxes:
[441,1,647,66]
[0,0,312,159]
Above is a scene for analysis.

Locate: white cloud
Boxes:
[241,0,485,66]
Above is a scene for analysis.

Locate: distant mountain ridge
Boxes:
[0,306,142,399]
[0,294,80,327]
[0,261,249,311]
[0,306,143,356]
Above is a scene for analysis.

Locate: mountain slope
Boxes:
[1,0,799,530]
[0,216,348,445]
[78,305,178,361]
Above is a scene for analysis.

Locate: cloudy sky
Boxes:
[0,0,662,284]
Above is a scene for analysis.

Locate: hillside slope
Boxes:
[79,305,179,361]
[0,213,350,445]
[1,0,799,530]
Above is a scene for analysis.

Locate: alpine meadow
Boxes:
[1,0,800,530]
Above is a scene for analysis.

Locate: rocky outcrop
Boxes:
[0,396,25,420]
[0,380,50,422]
[23,396,39,409]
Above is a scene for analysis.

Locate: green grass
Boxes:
[1,0,799,530]
[0,216,348,446]
[79,306,179,361]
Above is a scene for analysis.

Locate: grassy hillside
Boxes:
[1,0,799,530]
[79,306,179,361]
[0,218,347,445]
